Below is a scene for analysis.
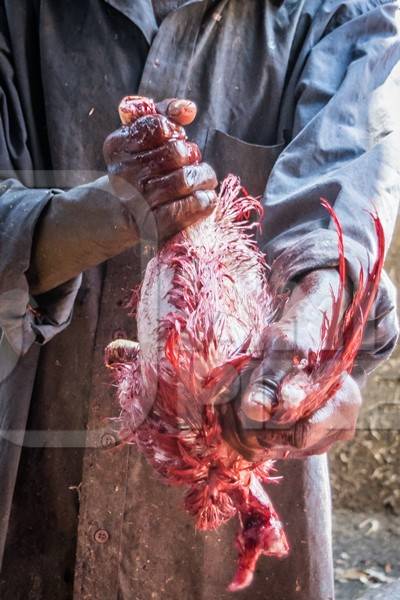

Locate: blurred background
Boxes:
[330,223,400,600]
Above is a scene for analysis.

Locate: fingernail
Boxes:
[250,384,275,407]
[196,190,217,209]
[168,100,195,117]
[242,386,273,422]
[188,142,202,162]
[205,190,217,208]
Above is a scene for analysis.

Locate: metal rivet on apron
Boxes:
[101,432,118,449]
[94,529,110,544]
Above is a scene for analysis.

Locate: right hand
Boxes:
[27,97,216,297]
[103,96,218,243]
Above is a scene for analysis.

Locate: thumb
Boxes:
[241,328,297,422]
[156,98,197,126]
[241,360,282,423]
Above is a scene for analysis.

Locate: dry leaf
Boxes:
[359,518,380,535]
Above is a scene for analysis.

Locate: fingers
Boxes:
[137,140,201,177]
[156,98,197,126]
[254,374,361,459]
[104,114,186,159]
[109,157,216,210]
[153,190,217,241]
[218,400,267,463]
[144,163,218,208]
[105,95,214,243]
[240,361,279,423]
[240,327,298,422]
[304,373,361,444]
[106,96,196,162]
[118,96,157,124]
[118,95,197,127]
[109,140,201,187]
[104,96,203,209]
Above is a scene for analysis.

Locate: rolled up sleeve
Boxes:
[264,1,400,375]
[0,179,81,355]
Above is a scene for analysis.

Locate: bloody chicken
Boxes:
[105,96,384,591]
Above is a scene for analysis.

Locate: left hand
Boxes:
[220,269,362,461]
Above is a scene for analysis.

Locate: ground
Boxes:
[330,221,400,516]
[333,510,400,600]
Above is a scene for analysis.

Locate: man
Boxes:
[0,1,398,598]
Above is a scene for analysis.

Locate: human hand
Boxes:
[103,96,218,242]
[221,269,362,460]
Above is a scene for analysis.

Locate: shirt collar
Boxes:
[104,0,285,45]
[104,0,158,44]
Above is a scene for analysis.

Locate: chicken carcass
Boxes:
[105,96,385,591]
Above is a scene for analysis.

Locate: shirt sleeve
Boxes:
[263,0,400,376]
[0,180,82,355]
[0,10,81,356]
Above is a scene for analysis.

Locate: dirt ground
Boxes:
[330,222,400,516]
[333,510,400,600]
[331,222,400,600]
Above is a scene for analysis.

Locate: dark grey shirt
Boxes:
[0,1,399,599]
[152,0,190,23]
